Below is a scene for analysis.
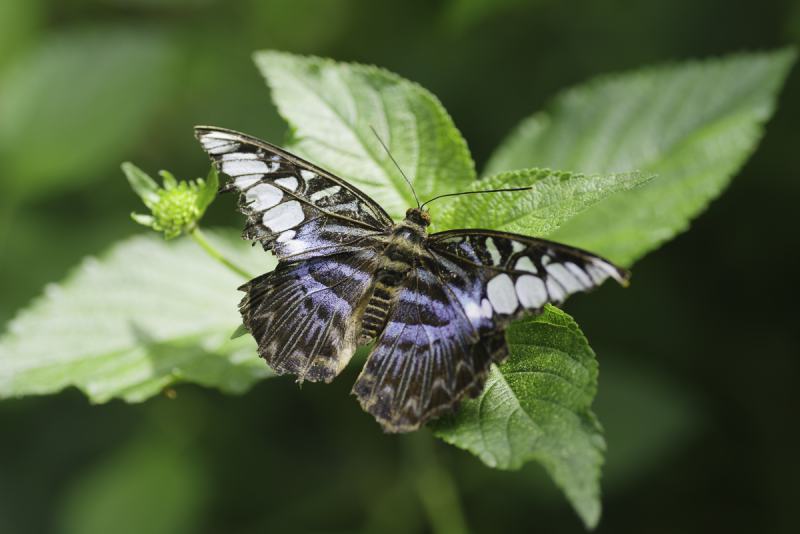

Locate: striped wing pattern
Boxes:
[196,126,392,383]
[352,231,627,432]
[352,260,507,432]
[195,127,393,261]
[196,126,630,433]
[240,250,381,383]
[429,229,628,322]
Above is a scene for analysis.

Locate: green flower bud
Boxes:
[150,182,203,238]
[122,163,218,239]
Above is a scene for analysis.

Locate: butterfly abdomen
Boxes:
[359,282,395,342]
[358,231,421,343]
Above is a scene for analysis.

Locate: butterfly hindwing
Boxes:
[195,126,394,261]
[352,259,507,432]
[240,248,381,383]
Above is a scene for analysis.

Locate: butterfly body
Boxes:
[195,126,629,433]
[360,211,430,342]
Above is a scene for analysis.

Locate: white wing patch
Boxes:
[515,275,548,309]
[546,262,586,293]
[246,183,282,210]
[464,297,494,323]
[234,174,262,189]
[199,131,241,155]
[566,262,592,287]
[275,176,299,191]
[487,274,518,314]
[514,256,537,273]
[486,238,502,265]
[276,230,296,242]
[591,259,625,283]
[222,159,271,176]
[262,200,304,232]
[480,298,493,317]
[545,277,566,303]
[310,185,342,202]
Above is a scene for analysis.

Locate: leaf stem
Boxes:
[189,227,253,280]
[406,432,469,534]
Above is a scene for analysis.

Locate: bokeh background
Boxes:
[1,1,799,533]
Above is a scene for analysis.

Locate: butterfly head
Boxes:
[405,208,431,228]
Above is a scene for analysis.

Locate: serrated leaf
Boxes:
[485,49,796,265]
[0,232,275,403]
[0,27,178,201]
[433,167,650,235]
[253,50,476,220]
[434,306,604,529]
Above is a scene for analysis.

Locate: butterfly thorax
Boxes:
[357,210,431,343]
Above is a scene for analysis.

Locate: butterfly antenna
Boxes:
[369,126,420,208]
[420,186,533,209]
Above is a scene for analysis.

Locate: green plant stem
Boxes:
[189,227,253,280]
[406,432,469,534]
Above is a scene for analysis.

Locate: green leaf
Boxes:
[485,49,796,265]
[253,50,476,220]
[433,167,650,236]
[196,168,220,212]
[0,27,178,201]
[433,306,604,529]
[122,162,161,209]
[0,232,274,403]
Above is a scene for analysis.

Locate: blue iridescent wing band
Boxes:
[240,249,381,383]
[352,258,507,432]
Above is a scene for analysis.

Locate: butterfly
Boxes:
[195,126,629,433]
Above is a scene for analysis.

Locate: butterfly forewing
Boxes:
[195,127,394,261]
[428,229,629,321]
[196,126,394,383]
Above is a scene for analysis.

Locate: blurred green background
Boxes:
[1,0,798,532]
